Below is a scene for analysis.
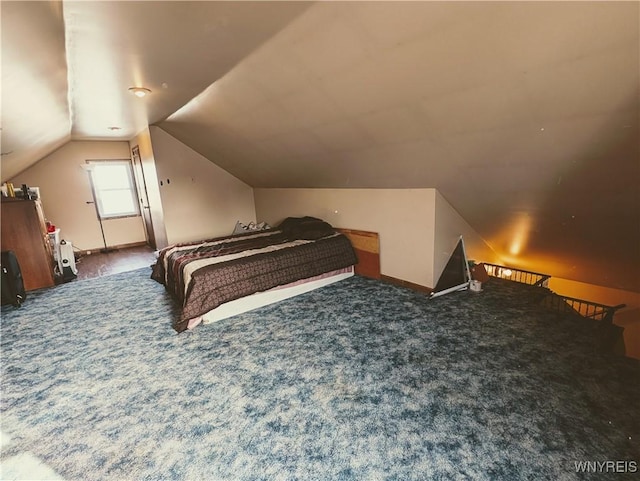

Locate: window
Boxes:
[87,160,140,219]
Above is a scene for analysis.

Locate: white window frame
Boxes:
[86,159,140,219]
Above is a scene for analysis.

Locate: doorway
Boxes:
[131,145,156,249]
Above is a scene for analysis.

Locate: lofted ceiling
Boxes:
[1,1,639,292]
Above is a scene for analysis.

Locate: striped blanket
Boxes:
[151,229,357,332]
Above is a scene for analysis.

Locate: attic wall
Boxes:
[433,190,502,281]
[254,188,438,287]
[11,141,146,251]
[149,127,255,244]
[255,188,500,288]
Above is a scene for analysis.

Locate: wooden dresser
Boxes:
[1,198,56,290]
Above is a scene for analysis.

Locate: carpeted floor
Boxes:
[1,268,638,480]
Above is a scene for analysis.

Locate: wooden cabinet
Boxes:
[1,199,55,290]
[336,228,381,279]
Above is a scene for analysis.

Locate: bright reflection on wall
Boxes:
[508,214,532,256]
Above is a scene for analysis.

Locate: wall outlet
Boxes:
[86,250,91,255]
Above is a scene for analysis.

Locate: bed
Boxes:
[151,217,365,332]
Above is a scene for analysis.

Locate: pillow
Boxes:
[277,216,335,240]
[232,221,271,235]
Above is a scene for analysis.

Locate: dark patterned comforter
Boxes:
[151,229,357,332]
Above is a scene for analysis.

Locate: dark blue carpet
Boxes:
[1,268,638,480]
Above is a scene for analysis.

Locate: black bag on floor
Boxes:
[1,250,26,307]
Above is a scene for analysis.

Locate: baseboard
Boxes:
[380,275,433,294]
[78,241,149,256]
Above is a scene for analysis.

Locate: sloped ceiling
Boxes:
[1,1,71,179]
[1,0,312,177]
[1,1,639,292]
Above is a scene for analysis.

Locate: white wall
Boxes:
[149,127,256,244]
[254,188,437,287]
[433,190,502,281]
[11,129,255,252]
[255,188,499,288]
[11,141,146,251]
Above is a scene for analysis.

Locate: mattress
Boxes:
[186,266,355,329]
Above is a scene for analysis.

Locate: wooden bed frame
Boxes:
[336,228,381,279]
[337,229,432,293]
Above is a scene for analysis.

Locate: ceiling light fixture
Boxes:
[128,87,151,98]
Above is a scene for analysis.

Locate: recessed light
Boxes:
[128,87,151,98]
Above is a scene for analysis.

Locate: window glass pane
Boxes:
[93,164,130,190]
[99,191,136,216]
[87,160,140,218]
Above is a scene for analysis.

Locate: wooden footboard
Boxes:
[336,228,381,279]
